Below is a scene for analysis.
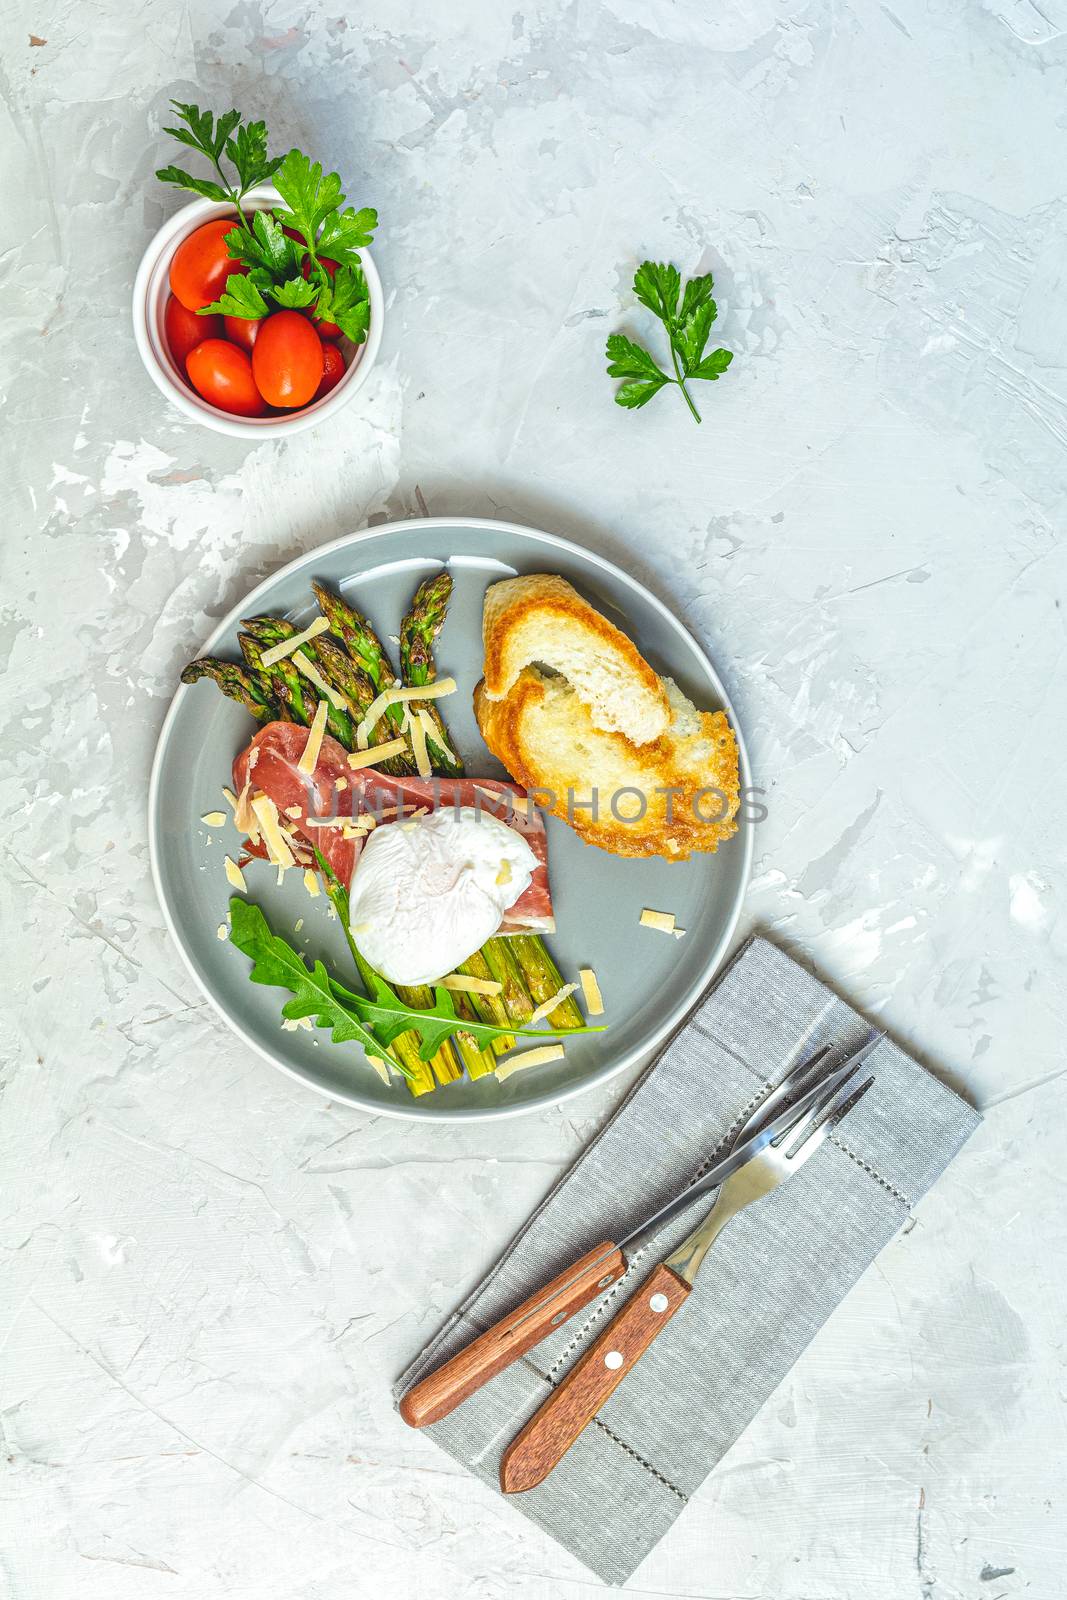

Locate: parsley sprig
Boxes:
[155,102,377,345]
[607,261,733,423]
[156,102,282,228]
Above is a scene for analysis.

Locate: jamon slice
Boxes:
[232,722,554,933]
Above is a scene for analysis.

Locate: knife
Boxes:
[398,1037,880,1429]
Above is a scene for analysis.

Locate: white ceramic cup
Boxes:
[131,184,384,440]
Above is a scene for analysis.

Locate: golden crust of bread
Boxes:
[474,670,740,861]
[481,573,670,744]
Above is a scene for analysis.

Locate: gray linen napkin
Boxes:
[394,935,980,1586]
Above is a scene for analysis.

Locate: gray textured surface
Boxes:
[397,938,981,1585]
[3,3,1065,1598]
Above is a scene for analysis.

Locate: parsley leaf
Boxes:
[605,332,668,383]
[269,276,320,310]
[313,262,371,344]
[223,211,301,277]
[200,273,270,319]
[316,206,378,263]
[607,259,734,423]
[224,119,283,192]
[273,149,344,246]
[154,165,230,204]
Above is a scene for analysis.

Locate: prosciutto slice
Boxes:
[232,721,554,933]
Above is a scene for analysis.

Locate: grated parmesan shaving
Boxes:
[233,780,258,838]
[251,793,296,869]
[258,615,329,669]
[303,870,320,898]
[408,705,432,779]
[495,1043,565,1082]
[355,677,457,749]
[417,706,455,761]
[528,983,579,1027]
[640,908,676,935]
[579,967,604,1016]
[297,699,329,776]
[224,856,247,893]
[347,736,408,770]
[474,782,531,816]
[441,974,504,997]
[292,649,349,712]
[201,810,227,828]
[367,1056,391,1084]
[216,922,229,941]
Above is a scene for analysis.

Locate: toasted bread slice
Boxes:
[481,574,670,746]
[474,669,740,860]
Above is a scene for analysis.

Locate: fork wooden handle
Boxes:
[500,1262,691,1493]
[398,1241,626,1428]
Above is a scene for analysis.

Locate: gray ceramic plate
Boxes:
[149,518,752,1121]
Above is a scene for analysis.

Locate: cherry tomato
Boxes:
[252,311,324,408]
[224,314,262,354]
[164,295,221,372]
[315,342,346,399]
[169,219,246,312]
[302,255,342,339]
[186,339,267,417]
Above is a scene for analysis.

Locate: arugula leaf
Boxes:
[313,262,371,343]
[200,273,271,319]
[342,973,596,1063]
[269,276,320,310]
[229,898,605,1075]
[228,898,402,1072]
[607,259,734,424]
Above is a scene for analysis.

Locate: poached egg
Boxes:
[348,807,537,986]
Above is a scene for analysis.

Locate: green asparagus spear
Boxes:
[509,933,586,1030]
[399,574,464,777]
[238,628,353,747]
[314,636,410,776]
[180,658,277,721]
[311,582,408,740]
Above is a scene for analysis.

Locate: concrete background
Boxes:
[2,2,1065,1596]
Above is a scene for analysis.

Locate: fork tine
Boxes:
[738,1044,833,1138]
[786,1073,876,1160]
[768,1029,883,1149]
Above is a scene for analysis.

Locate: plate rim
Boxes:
[148,516,753,1122]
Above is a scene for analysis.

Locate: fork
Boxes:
[499,1057,876,1493]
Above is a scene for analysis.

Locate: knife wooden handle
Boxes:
[398,1241,626,1429]
[499,1262,691,1493]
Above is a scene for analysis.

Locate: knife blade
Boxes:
[398,1035,880,1429]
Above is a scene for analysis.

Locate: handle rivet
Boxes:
[551,1311,567,1326]
[604,1350,624,1370]
[649,1292,669,1314]
[597,1275,614,1288]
